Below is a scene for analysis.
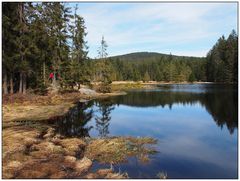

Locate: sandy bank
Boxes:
[3,91,126,124]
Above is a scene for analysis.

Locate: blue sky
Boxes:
[67,3,237,58]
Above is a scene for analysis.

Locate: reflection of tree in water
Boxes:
[113,91,202,108]
[203,90,238,134]
[111,85,237,134]
[56,101,94,137]
[95,99,115,138]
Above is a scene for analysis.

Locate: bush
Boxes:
[58,87,78,94]
[34,84,48,95]
[188,73,196,82]
[97,83,112,93]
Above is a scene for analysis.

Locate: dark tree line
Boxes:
[3,2,91,94]
[2,2,238,95]
[104,55,207,82]
[206,30,238,83]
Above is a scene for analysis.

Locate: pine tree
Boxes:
[15,3,33,94]
[65,4,90,89]
[95,36,113,92]
[226,30,238,83]
[143,71,150,82]
[3,3,19,94]
[2,2,91,94]
[206,30,238,83]
[98,36,108,59]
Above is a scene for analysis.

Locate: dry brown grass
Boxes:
[85,137,157,164]
[2,126,41,160]
[84,168,128,179]
[3,92,125,125]
[2,125,91,179]
[2,125,131,179]
[3,103,73,123]
[58,138,86,157]
[3,91,126,106]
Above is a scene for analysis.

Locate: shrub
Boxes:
[97,83,112,93]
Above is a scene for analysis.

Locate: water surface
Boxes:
[56,84,238,178]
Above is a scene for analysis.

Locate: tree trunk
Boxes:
[19,72,23,93]
[22,73,26,94]
[10,74,14,94]
[18,3,25,94]
[3,72,8,94]
[53,70,56,86]
[43,61,46,85]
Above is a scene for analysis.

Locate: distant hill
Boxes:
[102,51,207,82]
[108,52,204,61]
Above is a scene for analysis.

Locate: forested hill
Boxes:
[109,52,204,61]
[100,51,207,82]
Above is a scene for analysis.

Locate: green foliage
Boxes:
[3,2,90,94]
[94,36,113,88]
[97,83,112,93]
[188,73,196,82]
[35,83,48,95]
[91,52,207,82]
[143,71,150,82]
[206,30,238,83]
[97,36,108,59]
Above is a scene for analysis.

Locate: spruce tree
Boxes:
[95,36,113,92]
[143,71,150,82]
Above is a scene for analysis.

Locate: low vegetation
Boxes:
[3,124,157,179]
[86,137,157,164]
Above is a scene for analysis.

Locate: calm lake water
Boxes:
[56,84,238,179]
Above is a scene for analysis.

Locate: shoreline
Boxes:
[2,90,132,179]
[2,90,159,179]
[2,83,235,178]
[3,91,126,123]
[111,80,236,85]
[3,81,236,124]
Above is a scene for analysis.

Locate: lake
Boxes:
[56,84,238,179]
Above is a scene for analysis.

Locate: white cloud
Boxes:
[75,3,237,58]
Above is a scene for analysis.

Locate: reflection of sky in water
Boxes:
[87,98,237,178]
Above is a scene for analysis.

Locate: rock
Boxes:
[79,88,96,95]
[75,157,92,174]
